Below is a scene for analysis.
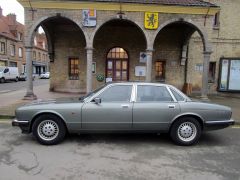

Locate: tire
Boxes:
[15,77,19,82]
[32,114,66,145]
[170,117,202,146]
[0,78,5,83]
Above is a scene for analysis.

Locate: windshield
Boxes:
[0,67,5,72]
[79,84,108,101]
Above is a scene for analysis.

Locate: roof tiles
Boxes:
[82,0,218,7]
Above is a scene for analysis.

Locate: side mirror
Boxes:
[94,97,101,104]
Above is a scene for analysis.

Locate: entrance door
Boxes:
[106,47,129,81]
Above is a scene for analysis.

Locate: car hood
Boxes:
[23,98,81,106]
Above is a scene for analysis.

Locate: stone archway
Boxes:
[24,15,87,99]
[88,18,148,89]
[152,18,212,98]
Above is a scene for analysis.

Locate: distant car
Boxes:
[19,73,35,81]
[0,66,19,83]
[12,82,234,146]
[40,72,50,79]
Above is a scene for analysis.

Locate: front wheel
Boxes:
[170,117,202,146]
[0,78,5,83]
[32,114,66,145]
[15,77,19,82]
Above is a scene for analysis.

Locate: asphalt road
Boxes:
[0,79,49,93]
[0,122,239,180]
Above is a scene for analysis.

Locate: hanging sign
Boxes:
[144,12,159,30]
[140,52,147,63]
[82,9,97,27]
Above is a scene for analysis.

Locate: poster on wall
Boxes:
[228,60,240,90]
[219,59,229,90]
[135,66,146,77]
[82,10,97,27]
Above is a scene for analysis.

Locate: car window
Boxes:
[98,85,132,102]
[170,88,185,101]
[4,68,9,73]
[137,85,173,102]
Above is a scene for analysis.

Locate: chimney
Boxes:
[0,6,2,17]
[7,13,17,26]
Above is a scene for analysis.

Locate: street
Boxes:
[0,79,49,93]
[0,122,239,180]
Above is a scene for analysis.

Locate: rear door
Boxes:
[133,85,180,130]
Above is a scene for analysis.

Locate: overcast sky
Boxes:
[0,0,24,24]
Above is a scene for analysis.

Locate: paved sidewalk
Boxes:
[0,85,239,124]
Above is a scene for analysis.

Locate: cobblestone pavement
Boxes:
[0,122,239,180]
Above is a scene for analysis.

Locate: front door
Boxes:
[106,47,129,82]
[82,84,133,130]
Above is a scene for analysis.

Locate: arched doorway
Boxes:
[106,47,129,81]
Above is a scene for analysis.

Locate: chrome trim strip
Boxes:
[13,119,29,123]
[205,119,235,124]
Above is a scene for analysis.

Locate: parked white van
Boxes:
[0,66,19,83]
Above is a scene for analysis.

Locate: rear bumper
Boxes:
[204,119,235,131]
[12,119,31,134]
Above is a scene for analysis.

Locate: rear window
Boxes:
[170,88,185,101]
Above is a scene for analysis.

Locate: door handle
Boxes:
[121,104,129,108]
[168,105,175,109]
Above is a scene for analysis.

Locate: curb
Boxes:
[0,115,15,120]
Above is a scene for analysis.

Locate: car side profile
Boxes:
[12,82,234,146]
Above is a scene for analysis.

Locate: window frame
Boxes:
[135,84,176,103]
[155,60,166,82]
[96,84,133,103]
[10,44,15,56]
[0,42,6,54]
[88,84,135,103]
[208,61,216,83]
[68,57,80,80]
[18,47,23,58]
[213,11,220,29]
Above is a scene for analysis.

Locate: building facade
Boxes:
[18,0,228,99]
[188,0,240,94]
[32,33,49,75]
[0,7,25,72]
[0,6,49,77]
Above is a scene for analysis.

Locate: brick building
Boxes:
[32,32,49,75]
[0,7,25,72]
[0,6,49,76]
[17,0,240,99]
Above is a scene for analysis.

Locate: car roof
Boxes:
[106,82,169,86]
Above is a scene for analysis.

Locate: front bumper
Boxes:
[204,119,235,131]
[12,119,31,134]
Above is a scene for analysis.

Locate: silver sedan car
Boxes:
[12,82,234,146]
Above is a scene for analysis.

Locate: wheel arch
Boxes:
[30,111,68,133]
[170,113,205,131]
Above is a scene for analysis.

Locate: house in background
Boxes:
[0,6,25,72]
[32,32,49,75]
[0,6,49,76]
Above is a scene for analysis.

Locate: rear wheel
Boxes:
[15,77,19,82]
[32,114,66,145]
[170,117,201,146]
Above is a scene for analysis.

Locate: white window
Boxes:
[19,47,23,57]
[10,45,15,56]
[0,42,5,54]
[17,32,23,41]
